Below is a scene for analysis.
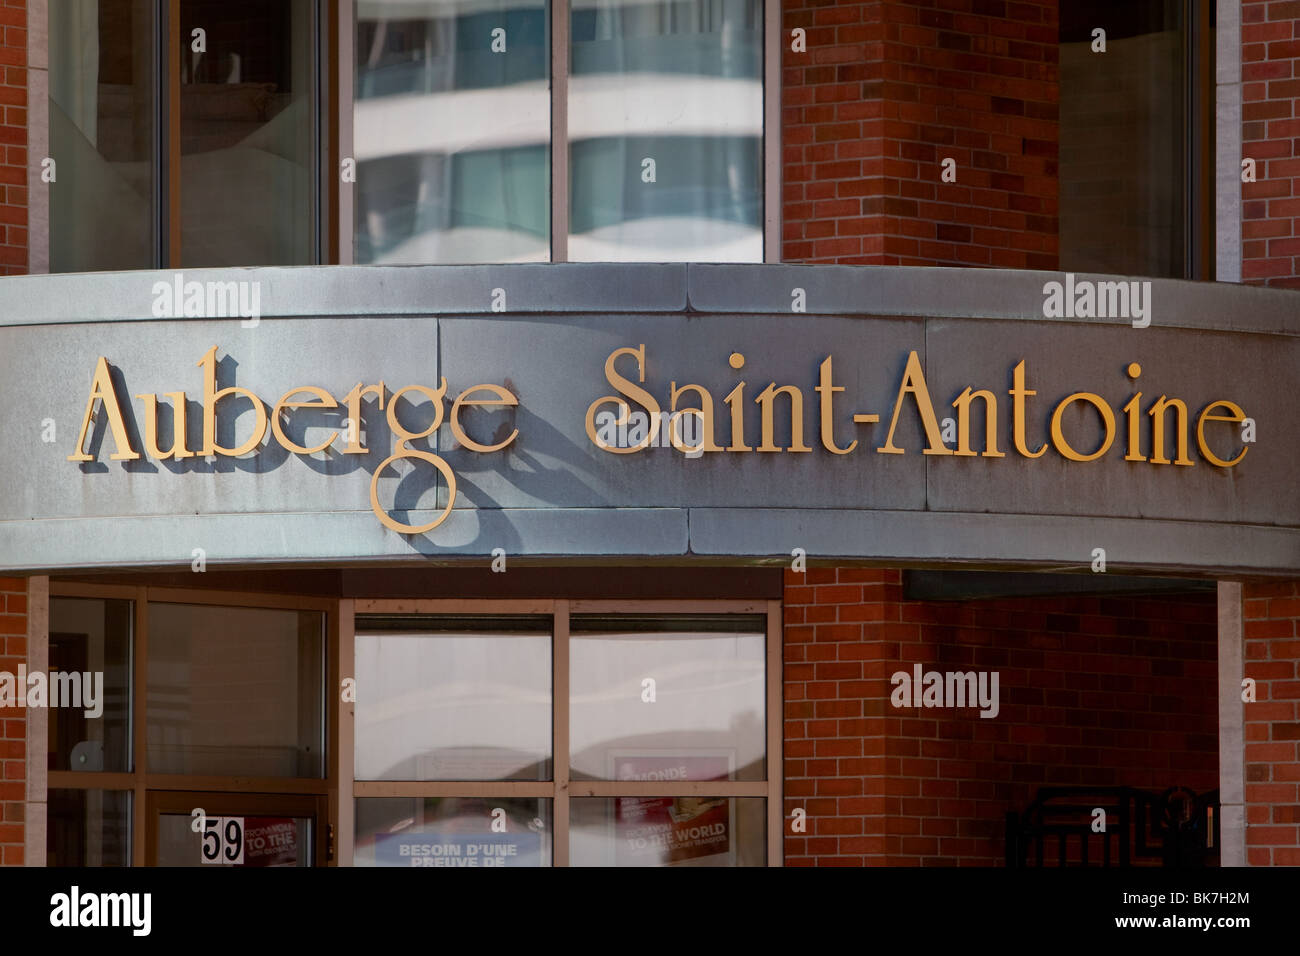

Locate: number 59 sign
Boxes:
[193,811,244,865]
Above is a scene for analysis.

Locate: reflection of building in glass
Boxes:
[355,0,762,263]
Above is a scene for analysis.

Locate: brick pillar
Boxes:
[785,568,1220,866]
[0,576,27,866]
[782,0,1059,267]
[1242,579,1300,865]
[783,568,900,865]
[0,0,25,276]
[1241,2,1300,287]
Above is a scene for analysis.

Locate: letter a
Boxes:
[68,357,141,461]
[877,351,952,456]
[890,671,911,709]
[1042,280,1064,318]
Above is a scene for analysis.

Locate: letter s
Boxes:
[585,345,662,453]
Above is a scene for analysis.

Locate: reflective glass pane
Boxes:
[146,604,325,777]
[355,797,551,866]
[48,598,133,773]
[1059,0,1187,277]
[179,0,316,265]
[49,0,155,272]
[157,813,313,867]
[569,616,765,781]
[569,0,763,261]
[571,796,764,866]
[48,789,132,866]
[354,616,551,781]
[355,0,550,263]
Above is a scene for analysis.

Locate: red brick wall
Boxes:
[782,0,1058,268]
[1242,579,1300,866]
[1241,2,1300,287]
[0,0,24,276]
[0,0,28,865]
[783,568,1219,866]
[0,576,26,866]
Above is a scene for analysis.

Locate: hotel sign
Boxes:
[68,342,1253,535]
[1,263,1296,574]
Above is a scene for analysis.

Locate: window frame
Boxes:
[343,597,783,866]
[337,0,782,265]
[41,0,331,272]
[47,582,339,867]
[163,0,329,267]
[1056,0,1216,281]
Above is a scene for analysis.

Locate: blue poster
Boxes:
[376,831,543,867]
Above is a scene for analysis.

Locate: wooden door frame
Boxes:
[145,790,329,866]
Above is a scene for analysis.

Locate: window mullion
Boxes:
[767,598,782,866]
[553,599,570,865]
[550,0,569,262]
[132,587,148,866]
[763,0,780,263]
[161,0,181,267]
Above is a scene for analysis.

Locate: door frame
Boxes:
[46,582,338,866]
[145,790,330,866]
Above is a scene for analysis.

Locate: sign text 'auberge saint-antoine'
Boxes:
[68,344,1253,534]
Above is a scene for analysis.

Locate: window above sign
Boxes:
[46,0,769,271]
[352,0,767,264]
[48,0,321,273]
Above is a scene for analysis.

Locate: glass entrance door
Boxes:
[146,792,329,867]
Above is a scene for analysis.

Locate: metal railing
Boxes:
[1005,786,1220,867]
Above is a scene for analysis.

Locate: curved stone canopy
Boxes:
[0,263,1296,575]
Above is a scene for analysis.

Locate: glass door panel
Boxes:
[146,792,327,867]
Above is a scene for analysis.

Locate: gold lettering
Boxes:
[1010,359,1047,459]
[669,382,722,453]
[755,383,812,453]
[388,380,449,446]
[369,450,457,535]
[271,386,339,456]
[135,391,192,459]
[451,383,519,453]
[723,381,750,452]
[585,345,661,454]
[877,351,950,455]
[1122,393,1146,462]
[1196,400,1249,467]
[1146,395,1193,466]
[951,387,1003,458]
[1050,392,1116,462]
[197,345,268,457]
[369,378,456,535]
[816,356,855,454]
[68,356,140,461]
[341,382,385,454]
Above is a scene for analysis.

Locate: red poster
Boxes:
[613,755,734,866]
[241,817,299,867]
